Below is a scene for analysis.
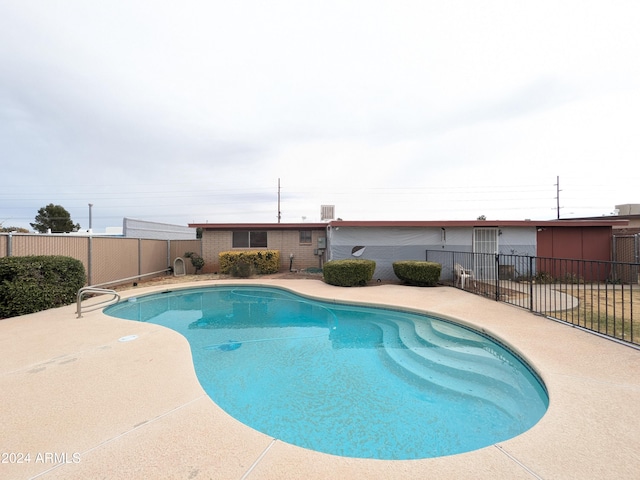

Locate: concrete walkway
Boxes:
[1,280,640,479]
[503,282,580,312]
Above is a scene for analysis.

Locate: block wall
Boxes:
[201,229,326,273]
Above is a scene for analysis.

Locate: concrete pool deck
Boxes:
[1,279,640,479]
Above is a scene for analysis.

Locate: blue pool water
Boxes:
[104,286,548,460]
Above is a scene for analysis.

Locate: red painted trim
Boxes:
[190,219,628,230]
[189,223,327,230]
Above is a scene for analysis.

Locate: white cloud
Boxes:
[1,0,639,230]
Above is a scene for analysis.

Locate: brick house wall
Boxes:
[198,224,327,273]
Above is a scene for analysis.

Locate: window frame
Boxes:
[232,230,268,248]
[299,230,312,245]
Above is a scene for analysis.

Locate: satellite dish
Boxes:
[351,246,366,257]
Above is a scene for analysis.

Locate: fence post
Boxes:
[7,233,12,257]
[495,254,500,301]
[138,239,142,279]
[87,236,93,286]
[529,255,534,311]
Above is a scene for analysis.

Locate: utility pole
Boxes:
[277,178,281,223]
[555,176,561,220]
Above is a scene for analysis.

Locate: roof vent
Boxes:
[321,205,335,221]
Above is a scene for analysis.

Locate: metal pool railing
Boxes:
[76,287,120,318]
[426,250,640,348]
[75,268,172,317]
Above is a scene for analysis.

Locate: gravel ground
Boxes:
[113,270,325,290]
[113,269,399,291]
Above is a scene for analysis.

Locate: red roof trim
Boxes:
[189,223,327,230]
[190,219,628,230]
[327,219,628,228]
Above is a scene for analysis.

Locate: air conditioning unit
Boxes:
[321,205,335,221]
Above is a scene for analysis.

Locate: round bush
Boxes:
[393,261,441,286]
[230,260,256,278]
[0,255,86,318]
[323,259,376,287]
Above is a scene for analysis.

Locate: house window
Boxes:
[299,230,312,244]
[232,231,268,248]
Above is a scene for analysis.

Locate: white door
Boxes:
[473,228,498,280]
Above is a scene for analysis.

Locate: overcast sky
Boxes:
[1,1,639,232]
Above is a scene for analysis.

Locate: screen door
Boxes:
[473,228,498,280]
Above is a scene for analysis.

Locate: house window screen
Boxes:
[232,231,267,248]
[299,230,312,244]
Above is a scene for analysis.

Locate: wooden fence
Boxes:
[0,233,202,287]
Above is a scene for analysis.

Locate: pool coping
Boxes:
[2,279,640,479]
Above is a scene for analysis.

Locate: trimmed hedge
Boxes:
[323,259,376,287]
[0,255,86,318]
[392,260,441,286]
[219,250,280,275]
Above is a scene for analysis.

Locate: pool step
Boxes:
[393,318,519,388]
[423,320,487,347]
[379,313,511,378]
[374,322,524,418]
[377,319,514,389]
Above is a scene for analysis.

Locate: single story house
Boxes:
[327,219,627,281]
[190,219,628,281]
[189,222,328,274]
[572,204,640,235]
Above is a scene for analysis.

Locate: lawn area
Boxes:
[467,280,640,347]
[555,284,640,346]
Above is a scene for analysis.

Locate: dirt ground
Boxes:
[113,270,399,291]
[112,270,321,291]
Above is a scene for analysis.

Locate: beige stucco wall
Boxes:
[201,229,326,273]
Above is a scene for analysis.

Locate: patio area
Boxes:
[1,279,640,479]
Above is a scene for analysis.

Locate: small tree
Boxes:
[31,204,80,233]
[184,251,205,274]
[0,225,29,233]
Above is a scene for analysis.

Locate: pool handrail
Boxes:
[75,268,172,318]
[77,287,120,318]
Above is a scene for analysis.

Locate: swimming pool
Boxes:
[104,285,548,460]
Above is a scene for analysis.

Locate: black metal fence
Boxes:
[426,250,640,348]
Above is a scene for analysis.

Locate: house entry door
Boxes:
[473,228,498,281]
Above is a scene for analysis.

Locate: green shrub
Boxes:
[559,272,582,284]
[323,259,376,287]
[229,260,256,278]
[533,271,555,284]
[219,250,280,275]
[393,261,441,286]
[184,251,205,273]
[533,271,583,284]
[0,255,86,318]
